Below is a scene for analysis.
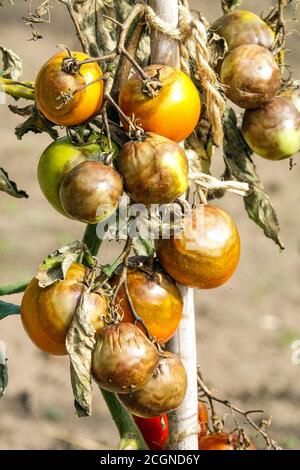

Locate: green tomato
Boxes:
[38,135,119,216]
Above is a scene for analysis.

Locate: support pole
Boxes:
[150,0,199,450]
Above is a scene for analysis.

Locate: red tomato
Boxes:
[133,415,169,450]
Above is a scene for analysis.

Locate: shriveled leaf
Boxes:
[208,32,228,66]
[245,188,284,250]
[66,288,96,417]
[223,108,284,250]
[0,341,8,398]
[222,0,241,13]
[0,167,28,199]
[0,46,22,80]
[9,104,59,141]
[0,301,20,320]
[36,241,93,288]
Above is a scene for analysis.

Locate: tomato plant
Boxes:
[199,432,255,451]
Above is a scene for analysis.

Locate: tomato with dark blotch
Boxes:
[220,45,281,109]
[91,323,159,394]
[155,205,240,289]
[119,65,201,142]
[242,94,300,160]
[211,10,274,53]
[133,415,169,451]
[199,432,255,450]
[117,133,188,205]
[118,351,187,418]
[21,263,108,356]
[111,257,183,344]
[59,161,123,224]
[38,136,118,217]
[35,51,103,126]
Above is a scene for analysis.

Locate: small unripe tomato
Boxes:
[21,263,108,356]
[111,257,183,344]
[242,94,300,160]
[199,432,255,450]
[155,205,240,289]
[35,51,103,126]
[133,415,169,451]
[38,136,118,217]
[119,65,201,142]
[117,133,188,205]
[118,351,187,418]
[220,45,281,109]
[91,323,159,394]
[198,401,209,438]
[59,161,123,224]
[211,10,274,52]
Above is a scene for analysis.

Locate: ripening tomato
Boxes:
[21,263,108,355]
[111,257,183,344]
[38,135,119,217]
[133,415,169,451]
[35,51,103,126]
[199,432,255,450]
[155,205,240,289]
[119,65,201,142]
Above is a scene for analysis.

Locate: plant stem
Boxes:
[0,78,35,101]
[82,224,147,450]
[0,301,20,320]
[0,280,30,296]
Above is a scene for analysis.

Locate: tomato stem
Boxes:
[0,78,35,101]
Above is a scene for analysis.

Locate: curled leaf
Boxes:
[9,104,58,141]
[66,288,96,417]
[0,167,28,199]
[0,340,8,398]
[223,108,284,250]
[36,241,93,288]
[0,46,22,80]
[208,32,228,66]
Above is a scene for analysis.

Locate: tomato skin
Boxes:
[111,257,183,344]
[155,205,240,289]
[133,415,169,451]
[117,133,188,205]
[59,161,123,224]
[199,432,255,450]
[21,263,108,355]
[198,401,209,438]
[119,65,201,142]
[35,51,103,126]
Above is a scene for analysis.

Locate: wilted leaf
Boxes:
[0,301,20,320]
[222,0,241,13]
[0,46,22,80]
[223,108,284,250]
[9,104,59,141]
[0,341,8,398]
[0,167,28,199]
[66,288,96,417]
[208,32,228,66]
[36,241,93,288]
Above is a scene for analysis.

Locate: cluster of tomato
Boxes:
[19,15,265,449]
[213,9,300,161]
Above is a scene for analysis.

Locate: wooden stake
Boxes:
[150,0,199,451]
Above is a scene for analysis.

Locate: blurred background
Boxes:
[0,0,299,450]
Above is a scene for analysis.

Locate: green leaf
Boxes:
[0,167,28,199]
[223,108,284,250]
[36,241,93,288]
[9,105,58,141]
[0,46,22,80]
[0,301,20,320]
[0,341,8,398]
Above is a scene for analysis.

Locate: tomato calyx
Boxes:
[141,68,163,98]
